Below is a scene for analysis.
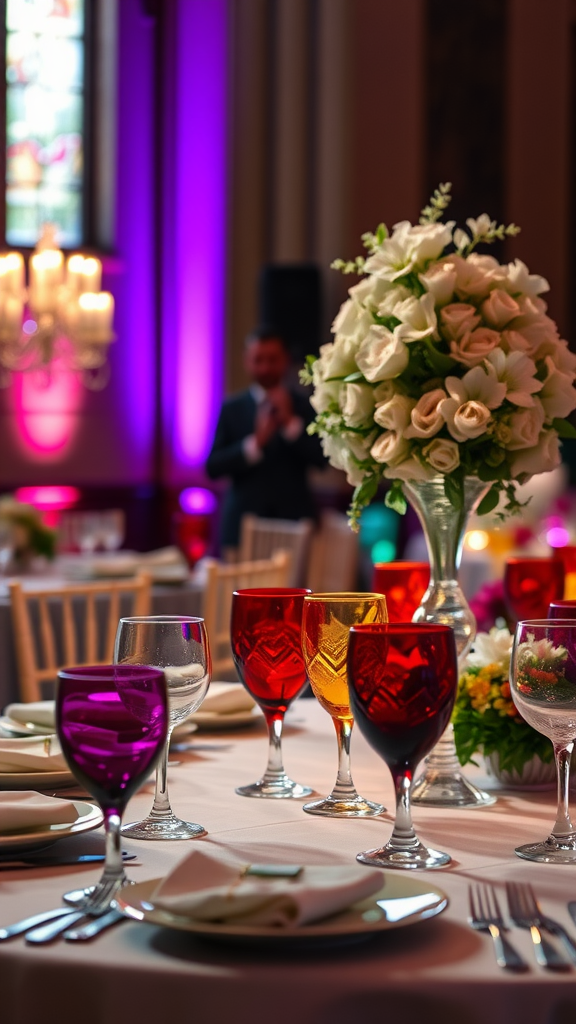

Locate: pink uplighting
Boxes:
[179,487,217,516]
[13,363,83,458]
[14,486,81,511]
[547,526,571,548]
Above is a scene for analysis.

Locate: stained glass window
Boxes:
[5,0,86,248]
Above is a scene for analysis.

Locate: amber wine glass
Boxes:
[301,592,388,816]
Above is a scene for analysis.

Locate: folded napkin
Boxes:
[0,791,77,832]
[152,849,383,927]
[0,736,67,773]
[4,700,55,731]
[197,683,255,716]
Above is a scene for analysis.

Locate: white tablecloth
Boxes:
[1,700,576,1024]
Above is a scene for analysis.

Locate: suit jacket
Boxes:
[205,389,325,546]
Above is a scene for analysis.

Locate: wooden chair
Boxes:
[8,575,152,703]
[306,510,359,591]
[238,514,313,586]
[202,551,291,678]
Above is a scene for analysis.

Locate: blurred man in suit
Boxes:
[206,328,325,549]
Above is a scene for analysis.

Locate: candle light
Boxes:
[66,254,86,299]
[76,291,114,343]
[81,257,101,294]
[0,292,23,341]
[0,252,25,297]
[29,249,64,315]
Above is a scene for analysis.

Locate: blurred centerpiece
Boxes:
[0,494,56,572]
[0,224,115,389]
[303,182,576,806]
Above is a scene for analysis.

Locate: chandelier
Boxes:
[0,225,115,390]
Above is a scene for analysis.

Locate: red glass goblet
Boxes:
[347,623,457,869]
[549,600,576,619]
[231,588,313,798]
[504,557,565,624]
[372,561,430,622]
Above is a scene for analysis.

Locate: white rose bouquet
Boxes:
[301,184,576,527]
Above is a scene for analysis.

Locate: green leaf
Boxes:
[385,480,407,515]
[423,339,457,375]
[342,371,365,383]
[476,485,500,516]
[444,472,463,510]
[552,417,576,439]
[353,474,379,509]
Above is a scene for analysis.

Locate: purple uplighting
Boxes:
[179,487,218,516]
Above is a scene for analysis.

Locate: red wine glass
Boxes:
[549,600,576,619]
[372,562,430,622]
[231,588,312,798]
[504,557,565,624]
[347,623,457,869]
[56,664,168,906]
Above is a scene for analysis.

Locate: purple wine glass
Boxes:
[57,664,168,907]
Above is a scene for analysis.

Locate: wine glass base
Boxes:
[411,770,496,808]
[236,777,313,799]
[121,815,207,840]
[356,843,451,870]
[515,837,576,864]
[303,794,385,817]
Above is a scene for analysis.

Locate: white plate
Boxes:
[188,706,263,731]
[0,769,76,790]
[0,800,103,852]
[0,715,54,738]
[117,873,448,946]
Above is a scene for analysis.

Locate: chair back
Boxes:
[306,510,359,591]
[238,514,313,586]
[202,551,291,678]
[8,575,152,703]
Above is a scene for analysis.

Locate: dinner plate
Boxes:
[0,800,103,852]
[117,873,448,946]
[188,706,263,731]
[0,715,54,738]
[0,769,76,790]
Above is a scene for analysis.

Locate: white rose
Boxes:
[418,262,457,306]
[339,382,375,427]
[393,292,437,342]
[320,337,361,380]
[331,300,373,342]
[441,399,492,441]
[321,433,366,486]
[376,284,412,317]
[372,380,398,404]
[356,326,409,381]
[405,388,447,439]
[310,380,341,414]
[440,303,481,341]
[373,394,414,432]
[370,430,410,466]
[501,329,534,355]
[538,357,576,420]
[445,254,494,301]
[423,438,460,474]
[449,326,501,367]
[347,275,394,310]
[481,289,521,329]
[506,402,545,450]
[510,430,561,478]
[383,457,436,482]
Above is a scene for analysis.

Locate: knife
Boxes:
[0,852,138,870]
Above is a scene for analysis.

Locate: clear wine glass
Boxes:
[347,622,458,869]
[510,618,576,863]
[56,664,168,907]
[115,615,211,839]
[301,593,387,816]
[231,588,312,798]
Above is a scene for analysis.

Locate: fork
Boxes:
[506,881,570,970]
[516,884,576,964]
[468,883,528,971]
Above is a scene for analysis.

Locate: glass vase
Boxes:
[403,476,496,808]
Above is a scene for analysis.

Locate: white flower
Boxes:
[481,289,521,329]
[331,300,373,344]
[321,433,367,486]
[445,254,496,301]
[486,349,543,407]
[467,628,513,669]
[373,394,414,432]
[393,293,438,342]
[440,303,480,341]
[376,284,412,317]
[383,456,435,482]
[418,262,457,305]
[317,338,359,380]
[510,430,561,478]
[503,259,549,298]
[506,314,559,353]
[466,214,493,238]
[310,380,341,414]
[405,220,455,263]
[339,382,375,427]
[450,327,501,367]
[405,388,447,439]
[506,402,545,450]
[364,220,454,282]
[373,380,398,404]
[442,399,492,441]
[370,430,410,466]
[347,275,394,310]
[532,338,576,378]
[356,325,409,381]
[439,364,505,441]
[538,357,576,420]
[423,438,460,474]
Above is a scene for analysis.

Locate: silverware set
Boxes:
[468,880,576,971]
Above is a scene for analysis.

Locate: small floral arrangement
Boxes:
[515,633,572,703]
[453,627,553,774]
[0,496,56,562]
[301,183,576,528]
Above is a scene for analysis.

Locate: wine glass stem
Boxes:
[331,717,357,800]
[389,771,419,852]
[149,728,174,820]
[262,714,286,783]
[552,742,575,838]
[103,809,127,885]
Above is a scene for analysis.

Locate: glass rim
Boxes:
[548,600,576,606]
[118,615,205,624]
[372,561,429,571]
[506,556,564,565]
[303,592,386,602]
[232,588,312,597]
[516,618,576,627]
[58,664,165,680]
[349,622,453,635]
